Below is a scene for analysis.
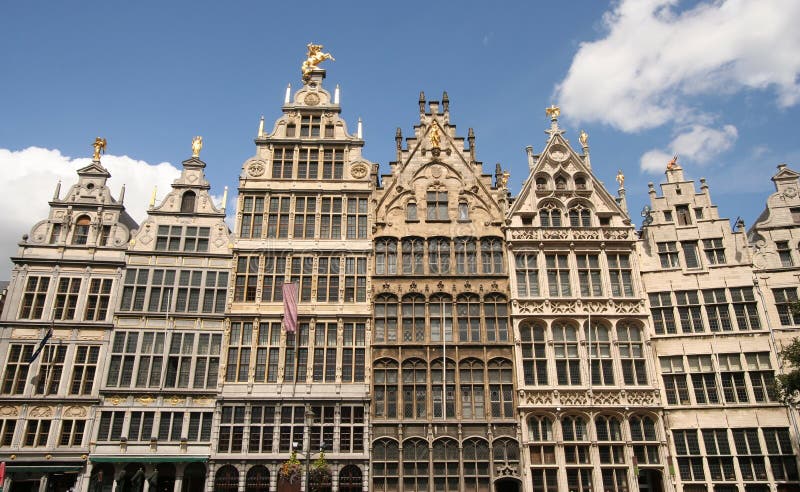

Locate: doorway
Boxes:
[495,477,521,492]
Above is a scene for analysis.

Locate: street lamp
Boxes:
[304,408,315,492]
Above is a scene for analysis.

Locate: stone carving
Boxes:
[350,163,368,179]
[29,406,54,418]
[64,406,88,417]
[0,406,19,417]
[247,160,266,177]
[304,93,320,106]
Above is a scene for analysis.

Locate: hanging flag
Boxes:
[282,283,298,333]
[27,324,53,364]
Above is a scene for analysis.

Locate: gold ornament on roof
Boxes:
[667,155,678,170]
[498,170,510,188]
[616,169,625,188]
[546,104,560,120]
[429,123,441,148]
[192,136,203,158]
[302,43,335,81]
[579,130,588,148]
[92,137,107,161]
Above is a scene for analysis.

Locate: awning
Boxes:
[7,465,84,473]
[90,456,208,463]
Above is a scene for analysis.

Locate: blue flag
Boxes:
[28,325,53,364]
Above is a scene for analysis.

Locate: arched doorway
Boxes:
[245,465,270,492]
[214,465,239,492]
[90,464,115,492]
[638,469,664,492]
[338,465,362,492]
[495,477,521,492]
[154,463,176,492]
[182,463,206,492]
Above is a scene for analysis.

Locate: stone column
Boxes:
[38,474,49,492]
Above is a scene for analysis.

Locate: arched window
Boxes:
[429,294,453,342]
[575,176,587,189]
[374,294,398,343]
[617,323,648,385]
[402,438,429,491]
[372,439,399,492]
[539,203,562,227]
[569,206,592,227]
[375,238,397,275]
[597,415,627,492]
[553,323,581,385]
[373,360,398,418]
[406,201,417,221]
[536,177,547,190]
[428,237,451,273]
[338,465,362,492]
[72,215,91,245]
[457,294,481,342]
[562,415,589,470]
[586,322,614,385]
[433,438,460,491]
[431,359,455,418]
[401,237,424,274]
[214,465,239,492]
[528,415,553,442]
[245,465,269,492]
[426,189,448,220]
[458,201,469,221]
[488,359,513,417]
[484,294,508,342]
[402,359,427,419]
[401,294,425,342]
[455,237,477,274]
[480,237,503,274]
[555,176,567,190]
[520,323,548,385]
[629,415,660,465]
[180,191,196,213]
[492,437,520,467]
[463,438,490,491]
[596,415,622,441]
[459,359,485,419]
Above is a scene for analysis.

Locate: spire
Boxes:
[221,186,229,213]
[525,146,535,171]
[53,180,61,200]
[119,184,126,204]
[258,116,265,138]
[544,105,564,138]
[149,185,158,208]
[442,91,449,113]
[357,118,363,139]
[419,91,426,113]
[334,84,340,104]
[284,84,291,104]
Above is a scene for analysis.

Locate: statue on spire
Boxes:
[192,136,203,158]
[302,43,335,81]
[667,155,679,170]
[429,123,441,149]
[616,169,625,189]
[545,104,560,121]
[579,130,589,148]
[92,137,107,161]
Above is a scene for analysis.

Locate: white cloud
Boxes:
[0,147,182,277]
[555,0,800,132]
[640,149,674,173]
[639,124,738,171]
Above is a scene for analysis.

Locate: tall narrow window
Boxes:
[402,359,427,418]
[298,148,320,180]
[426,190,448,220]
[254,322,281,383]
[539,204,561,227]
[676,205,692,225]
[730,287,761,330]
[428,238,450,274]
[372,439,400,490]
[344,257,367,302]
[630,415,660,465]
[703,429,735,481]
[488,359,514,417]
[546,254,571,297]
[374,294,398,343]
[34,345,67,395]
[180,191,196,213]
[773,287,798,326]
[290,256,313,302]
[218,406,246,453]
[568,207,591,227]
[682,241,701,269]
[719,353,749,403]
[733,428,767,481]
[515,253,539,297]
[248,405,274,452]
[283,323,309,383]
[458,201,469,221]
[617,323,647,385]
[673,429,705,482]
[274,146,296,179]
[406,201,417,221]
[375,238,397,275]
[72,215,91,245]
[703,288,732,332]
[401,238,424,274]
[52,277,81,320]
[432,438,460,492]
[776,241,794,267]
[456,294,481,342]
[587,323,614,385]
[481,237,503,274]
[657,242,680,268]
[341,322,365,383]
[225,322,252,383]
[240,196,264,238]
[660,356,690,405]
[49,223,63,244]
[649,292,676,334]
[70,345,100,395]
[373,360,398,418]
[147,269,176,312]
[316,256,340,302]
[235,256,260,302]
[319,197,342,239]
[746,352,776,402]
[688,355,718,404]
[459,359,485,419]
[312,322,338,382]
[293,197,316,239]
[484,294,509,342]
[608,253,634,297]
[401,294,425,342]
[455,237,477,274]
[552,324,580,385]
[429,294,453,342]
[520,324,548,385]
[260,255,286,302]
[19,276,50,319]
[266,196,290,239]
[675,290,704,333]
[1,344,33,394]
[576,254,602,296]
[346,197,368,239]
[703,238,726,264]
[300,115,321,137]
[174,270,202,313]
[321,148,344,179]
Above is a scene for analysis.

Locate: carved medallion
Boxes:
[430,165,443,178]
[247,160,266,177]
[304,93,320,106]
[350,163,368,179]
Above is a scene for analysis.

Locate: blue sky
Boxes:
[2,1,800,276]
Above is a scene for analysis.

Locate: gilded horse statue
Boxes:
[302,43,334,81]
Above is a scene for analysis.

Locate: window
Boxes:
[484,294,509,342]
[290,256,314,302]
[528,415,555,464]
[455,237,477,274]
[515,253,539,297]
[402,359,427,419]
[313,322,337,382]
[676,290,705,333]
[429,294,453,342]
[165,333,195,388]
[84,278,112,321]
[657,242,680,268]
[283,323,309,383]
[309,406,335,455]
[235,256,259,302]
[428,238,450,273]
[319,197,342,239]
[431,360,456,418]
[34,345,67,395]
[660,356,690,405]
[730,287,761,330]
[539,204,561,227]
[773,287,798,326]
[566,469,593,492]
[128,411,155,442]
[553,324,580,385]
[763,428,798,481]
[339,406,364,453]
[432,438,460,492]
[682,241,701,269]
[575,176,587,189]
[562,415,589,465]
[300,115,321,137]
[458,360,485,419]
[341,322,365,383]
[180,191,196,213]
[535,177,547,190]
[97,224,112,246]
[135,332,166,388]
[488,359,514,417]
[225,322,252,383]
[458,201,469,221]
[587,323,614,385]
[401,294,425,343]
[240,196,264,238]
[49,223,63,244]
[316,256,340,302]
[296,148,318,179]
[346,197,368,239]
[650,292,676,335]
[694,207,704,219]
[69,345,99,395]
[175,271,202,313]
[248,405,275,453]
[156,225,181,251]
[344,257,367,302]
[374,294,398,343]
[0,419,15,446]
[406,201,417,221]
[72,215,91,245]
[703,289,732,332]
[630,415,660,465]
[24,419,51,447]
[463,438,491,491]
[321,148,344,179]
[157,411,184,442]
[674,429,705,482]
[569,207,591,227]
[521,324,548,385]
[218,406,245,453]
[719,353,749,403]
[703,238,726,264]
[546,254,571,297]
[401,238,424,274]
[193,333,221,388]
[203,271,228,313]
[676,205,692,225]
[688,355,719,404]
[776,241,794,267]
[266,196,290,239]
[402,438,429,491]
[555,177,566,190]
[733,428,767,481]
[375,238,397,275]
[746,352,776,402]
[703,429,735,481]
[663,210,673,222]
[188,412,213,442]
[96,411,124,442]
[293,197,316,238]
[576,254,602,296]
[19,276,50,319]
[106,332,139,388]
[426,190,448,220]
[53,277,81,320]
[372,438,399,491]
[273,146,295,179]
[2,344,34,394]
[147,269,176,312]
[617,323,647,385]
[373,360,398,418]
[608,254,634,297]
[457,294,481,342]
[481,237,503,274]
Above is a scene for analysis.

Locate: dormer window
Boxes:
[300,115,321,137]
[286,123,296,137]
[536,178,547,190]
[181,191,196,213]
[427,190,448,221]
[458,201,469,221]
[49,223,63,244]
[676,205,691,226]
[73,215,91,245]
[406,201,418,221]
[555,177,567,190]
[575,177,586,190]
[539,203,562,228]
[569,207,591,227]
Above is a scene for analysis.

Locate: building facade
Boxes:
[0,60,798,492]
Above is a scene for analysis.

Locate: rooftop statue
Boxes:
[429,123,441,149]
[92,137,107,161]
[192,136,203,158]
[302,43,334,81]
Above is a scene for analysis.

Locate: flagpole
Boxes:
[442,299,446,421]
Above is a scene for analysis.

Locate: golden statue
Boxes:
[301,43,335,81]
[667,155,678,170]
[498,170,510,188]
[616,169,625,188]
[192,136,203,158]
[429,123,441,149]
[545,104,560,120]
[579,130,588,148]
[92,137,107,160]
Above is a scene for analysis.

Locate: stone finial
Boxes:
[334,84,340,104]
[284,84,291,104]
[357,118,363,139]
[419,91,426,113]
[395,128,402,150]
[258,116,265,138]
[526,146,535,171]
[442,91,449,112]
